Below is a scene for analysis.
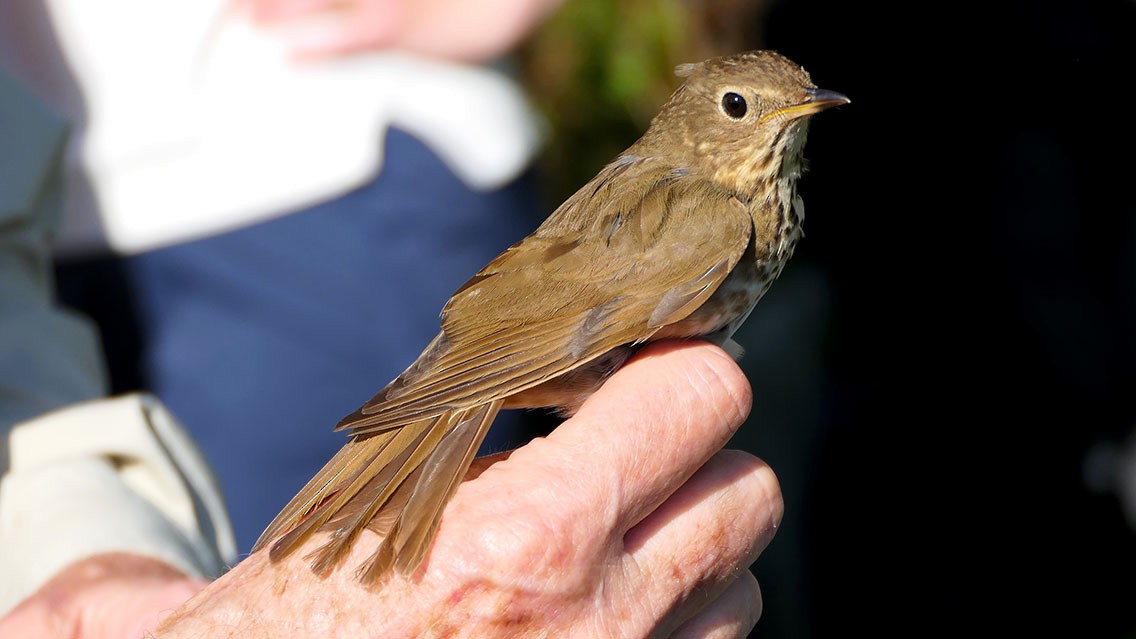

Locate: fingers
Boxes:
[426,340,761,636]
[621,450,781,637]
[241,0,563,62]
[238,0,402,59]
[543,341,753,533]
[668,572,763,639]
[242,0,336,22]
[284,8,401,59]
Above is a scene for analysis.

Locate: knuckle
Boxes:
[702,450,784,563]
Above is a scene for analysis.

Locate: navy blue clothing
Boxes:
[62,129,541,554]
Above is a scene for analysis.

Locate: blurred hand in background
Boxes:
[240,0,564,61]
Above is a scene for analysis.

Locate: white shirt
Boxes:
[0,0,542,255]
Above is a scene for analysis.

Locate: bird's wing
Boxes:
[339,157,754,435]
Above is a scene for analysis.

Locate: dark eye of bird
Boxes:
[721,92,748,119]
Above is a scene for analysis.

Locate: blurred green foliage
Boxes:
[520,0,766,208]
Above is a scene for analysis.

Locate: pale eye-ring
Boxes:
[721,92,748,119]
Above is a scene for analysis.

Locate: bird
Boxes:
[252,49,848,585]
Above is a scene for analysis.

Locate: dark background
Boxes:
[722,0,1136,635]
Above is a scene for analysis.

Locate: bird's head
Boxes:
[638,50,848,199]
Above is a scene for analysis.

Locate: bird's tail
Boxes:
[252,399,503,584]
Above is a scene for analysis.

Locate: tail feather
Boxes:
[307,411,459,575]
[261,418,431,566]
[256,401,503,583]
[252,429,397,560]
[375,399,500,580]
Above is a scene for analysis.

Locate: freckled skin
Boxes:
[254,50,848,584]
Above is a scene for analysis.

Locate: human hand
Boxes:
[0,553,208,639]
[239,0,563,62]
[157,341,782,638]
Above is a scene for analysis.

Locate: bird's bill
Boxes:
[762,88,850,122]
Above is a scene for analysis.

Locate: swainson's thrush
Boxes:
[254,50,848,584]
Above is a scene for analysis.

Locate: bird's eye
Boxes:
[721,92,748,119]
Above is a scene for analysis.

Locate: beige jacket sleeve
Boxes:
[0,69,236,615]
[0,395,237,614]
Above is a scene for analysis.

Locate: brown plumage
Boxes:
[252,50,848,585]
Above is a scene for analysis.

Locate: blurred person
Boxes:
[0,64,235,620]
[0,0,563,552]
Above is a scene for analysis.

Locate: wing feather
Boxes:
[339,157,753,435]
